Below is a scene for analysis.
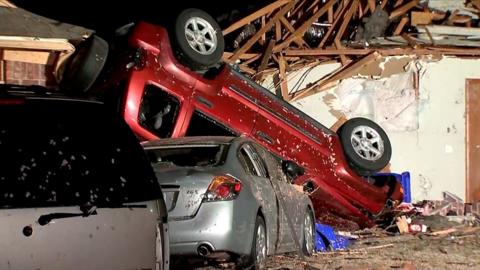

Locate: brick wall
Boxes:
[4,61,56,86]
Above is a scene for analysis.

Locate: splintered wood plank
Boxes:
[278,55,289,101]
[275,21,282,41]
[319,0,351,48]
[291,0,308,18]
[223,52,259,60]
[393,16,410,35]
[401,33,418,47]
[328,5,334,23]
[394,0,405,8]
[381,0,388,9]
[335,0,351,18]
[334,0,359,44]
[229,2,295,62]
[254,39,276,81]
[285,48,373,56]
[389,0,420,20]
[411,11,434,25]
[306,0,321,13]
[466,79,480,202]
[334,39,349,66]
[279,16,307,47]
[261,16,266,45]
[223,0,291,35]
[358,1,365,19]
[290,52,381,102]
[273,0,336,53]
[330,115,347,132]
[367,0,376,12]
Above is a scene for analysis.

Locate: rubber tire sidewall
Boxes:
[173,8,224,71]
[60,35,108,93]
[338,117,392,175]
[250,216,267,270]
[302,209,315,256]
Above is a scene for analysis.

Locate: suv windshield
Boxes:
[146,144,228,167]
[0,98,162,208]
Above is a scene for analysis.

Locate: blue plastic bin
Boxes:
[374,171,411,203]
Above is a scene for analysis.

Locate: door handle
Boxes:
[256,131,273,144]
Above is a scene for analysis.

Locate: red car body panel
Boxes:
[108,21,403,228]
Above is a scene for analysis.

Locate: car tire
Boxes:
[302,209,315,256]
[338,117,391,176]
[60,35,109,93]
[249,215,267,270]
[172,8,224,71]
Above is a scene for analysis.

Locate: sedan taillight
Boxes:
[204,175,242,201]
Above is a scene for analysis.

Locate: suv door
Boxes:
[0,99,166,269]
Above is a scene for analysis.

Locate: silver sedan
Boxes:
[143,136,315,269]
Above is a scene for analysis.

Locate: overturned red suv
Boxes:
[75,9,403,228]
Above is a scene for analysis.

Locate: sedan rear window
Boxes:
[146,145,228,167]
[0,99,162,209]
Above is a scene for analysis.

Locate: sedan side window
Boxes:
[238,144,269,178]
[139,84,180,138]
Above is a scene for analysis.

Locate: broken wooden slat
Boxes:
[394,17,410,35]
[335,0,351,19]
[285,48,372,56]
[328,5,334,23]
[278,55,289,101]
[367,0,376,13]
[417,25,480,36]
[389,0,420,20]
[290,52,381,102]
[394,0,405,8]
[273,0,336,53]
[330,115,347,132]
[411,11,434,25]
[2,50,52,65]
[254,39,276,81]
[222,0,291,35]
[239,64,256,75]
[334,39,349,66]
[275,21,282,41]
[319,0,350,48]
[334,0,359,45]
[0,36,74,51]
[223,52,259,60]
[228,2,295,62]
[279,16,307,47]
[260,15,266,45]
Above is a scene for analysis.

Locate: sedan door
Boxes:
[253,145,306,253]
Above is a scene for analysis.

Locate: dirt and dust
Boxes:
[175,226,480,270]
[266,227,480,270]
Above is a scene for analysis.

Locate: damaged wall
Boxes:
[263,56,480,202]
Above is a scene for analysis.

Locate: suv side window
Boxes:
[185,110,237,137]
[139,84,180,138]
[238,144,269,178]
[0,100,161,209]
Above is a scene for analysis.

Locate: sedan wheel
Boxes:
[251,216,267,270]
[303,210,315,256]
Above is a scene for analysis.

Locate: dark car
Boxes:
[0,84,169,269]
[69,9,402,228]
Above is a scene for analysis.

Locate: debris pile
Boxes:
[222,0,480,101]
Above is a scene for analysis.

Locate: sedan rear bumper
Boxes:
[169,199,255,257]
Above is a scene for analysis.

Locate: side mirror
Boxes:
[282,160,305,180]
